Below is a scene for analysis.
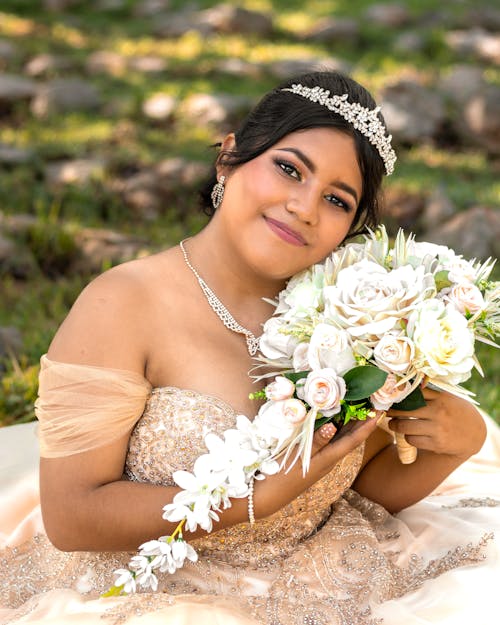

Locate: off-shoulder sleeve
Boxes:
[35,355,152,458]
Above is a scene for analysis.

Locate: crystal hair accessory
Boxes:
[281,84,397,175]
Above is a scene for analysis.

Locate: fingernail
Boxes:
[320,424,337,438]
[376,412,387,425]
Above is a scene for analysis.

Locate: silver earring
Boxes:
[211,175,226,210]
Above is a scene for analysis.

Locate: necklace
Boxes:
[180,239,261,356]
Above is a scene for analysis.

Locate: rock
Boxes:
[132,0,171,17]
[423,206,500,260]
[86,50,127,76]
[182,93,253,128]
[381,189,425,234]
[0,144,35,165]
[142,93,177,121]
[155,157,209,188]
[421,187,456,231]
[465,7,500,32]
[300,17,359,44]
[462,85,500,154]
[364,3,411,28]
[24,53,74,77]
[440,65,485,106]
[45,159,106,186]
[73,228,147,273]
[119,171,163,220]
[153,11,214,38]
[380,80,446,144]
[214,58,263,79]
[200,4,273,36]
[0,40,17,65]
[43,0,80,9]
[445,28,500,65]
[128,56,168,73]
[0,74,37,104]
[31,79,101,117]
[393,31,426,54]
[0,213,38,235]
[0,326,23,361]
[0,234,38,279]
[265,57,352,80]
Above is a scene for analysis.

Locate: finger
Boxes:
[421,386,441,400]
[388,417,432,436]
[310,422,338,456]
[400,433,434,451]
[318,417,378,469]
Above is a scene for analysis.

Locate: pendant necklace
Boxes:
[180,239,261,356]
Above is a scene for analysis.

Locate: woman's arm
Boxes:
[353,388,487,513]
[41,262,378,551]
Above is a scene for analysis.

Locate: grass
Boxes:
[0,0,498,425]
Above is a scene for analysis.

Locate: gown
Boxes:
[0,356,500,625]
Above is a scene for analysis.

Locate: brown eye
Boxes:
[275,159,301,180]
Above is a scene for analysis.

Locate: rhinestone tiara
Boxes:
[281,84,396,175]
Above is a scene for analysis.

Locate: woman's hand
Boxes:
[387,387,487,462]
[254,415,378,519]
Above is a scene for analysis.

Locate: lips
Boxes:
[264,216,306,246]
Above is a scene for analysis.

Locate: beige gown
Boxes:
[1,356,499,625]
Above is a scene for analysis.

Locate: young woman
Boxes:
[1,71,499,625]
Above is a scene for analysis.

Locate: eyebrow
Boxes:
[276,147,359,205]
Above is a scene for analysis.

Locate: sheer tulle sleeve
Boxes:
[35,355,152,458]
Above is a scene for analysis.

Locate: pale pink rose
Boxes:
[370,373,412,411]
[373,334,414,374]
[281,398,308,425]
[444,282,485,315]
[307,323,356,375]
[265,376,295,401]
[299,368,346,417]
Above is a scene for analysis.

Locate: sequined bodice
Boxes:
[125,387,364,567]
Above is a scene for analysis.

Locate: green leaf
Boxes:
[392,387,427,411]
[284,370,309,383]
[435,270,452,291]
[343,366,388,401]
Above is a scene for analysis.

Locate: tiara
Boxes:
[281,84,396,175]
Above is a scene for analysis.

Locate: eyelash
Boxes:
[273,158,352,213]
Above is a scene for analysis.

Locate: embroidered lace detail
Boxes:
[442,497,500,508]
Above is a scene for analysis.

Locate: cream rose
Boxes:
[370,373,413,411]
[298,368,346,417]
[259,317,298,360]
[307,323,356,375]
[255,398,307,446]
[373,333,415,374]
[323,259,435,346]
[443,282,485,315]
[292,342,310,371]
[407,300,475,385]
[265,376,295,401]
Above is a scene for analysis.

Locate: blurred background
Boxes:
[0,0,498,426]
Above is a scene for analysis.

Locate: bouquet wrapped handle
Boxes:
[377,415,417,464]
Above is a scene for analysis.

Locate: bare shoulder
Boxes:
[48,249,177,372]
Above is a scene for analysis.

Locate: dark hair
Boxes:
[199,71,388,238]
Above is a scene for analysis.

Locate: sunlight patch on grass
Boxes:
[0,12,38,37]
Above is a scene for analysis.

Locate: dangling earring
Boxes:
[211,175,226,210]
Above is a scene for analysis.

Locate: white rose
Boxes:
[307,323,356,375]
[323,259,435,346]
[373,333,415,374]
[292,342,310,371]
[370,373,413,411]
[299,368,346,417]
[259,317,298,360]
[447,258,478,284]
[265,376,295,401]
[255,398,307,446]
[407,299,475,385]
[442,282,485,315]
[276,264,325,320]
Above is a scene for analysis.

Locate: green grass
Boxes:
[0,0,498,425]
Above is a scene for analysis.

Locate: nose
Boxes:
[285,189,318,226]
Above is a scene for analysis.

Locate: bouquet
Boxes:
[255,226,499,466]
[107,227,499,595]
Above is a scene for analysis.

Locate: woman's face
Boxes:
[215,127,363,281]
